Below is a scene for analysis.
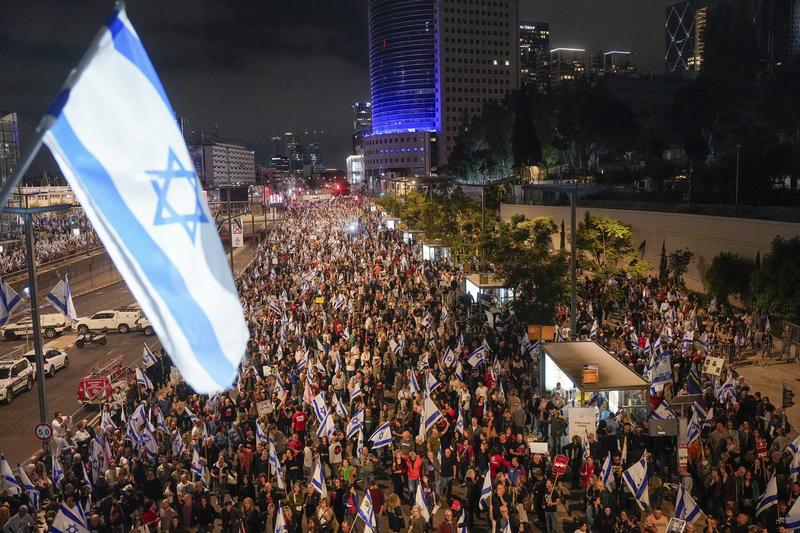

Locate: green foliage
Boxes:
[668,248,694,285]
[488,215,568,324]
[704,252,756,301]
[751,237,800,321]
[576,213,639,278]
[446,102,514,183]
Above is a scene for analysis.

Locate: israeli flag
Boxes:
[358,489,378,533]
[52,452,65,487]
[467,344,487,368]
[191,447,203,480]
[622,452,649,511]
[274,501,288,533]
[788,434,800,456]
[0,279,24,326]
[756,474,777,515]
[409,369,422,394]
[479,469,492,510]
[651,401,676,420]
[0,455,21,495]
[589,320,599,338]
[101,410,117,431]
[171,430,185,457]
[51,503,90,533]
[368,422,393,449]
[46,275,78,324]
[184,405,198,424]
[311,392,329,424]
[39,6,248,394]
[600,452,614,488]
[334,393,349,419]
[791,448,800,481]
[676,484,704,522]
[255,422,269,444]
[154,406,168,431]
[311,459,328,499]
[426,371,442,393]
[455,409,465,435]
[135,366,154,390]
[457,511,468,533]
[442,346,456,369]
[17,464,39,510]
[315,414,336,438]
[786,491,800,529]
[423,395,443,434]
[415,482,431,521]
[142,343,158,368]
[347,408,365,440]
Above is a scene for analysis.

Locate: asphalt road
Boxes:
[0,242,258,464]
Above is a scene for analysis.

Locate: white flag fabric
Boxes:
[0,455,21,495]
[46,275,78,324]
[347,408,365,440]
[600,453,614,488]
[787,434,800,456]
[415,482,430,521]
[142,344,158,368]
[786,492,800,529]
[756,474,778,515]
[358,489,378,533]
[0,279,24,326]
[255,422,269,444]
[52,452,64,487]
[622,452,649,511]
[51,503,90,533]
[171,431,185,458]
[311,460,328,499]
[41,7,248,394]
[676,484,704,522]
[17,464,39,509]
[135,367,154,390]
[191,447,203,479]
[423,395,443,434]
[479,469,492,510]
[274,501,288,533]
[651,401,676,420]
[368,422,393,449]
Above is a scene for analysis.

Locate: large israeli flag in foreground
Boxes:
[40,6,248,393]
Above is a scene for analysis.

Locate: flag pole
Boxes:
[0,0,127,214]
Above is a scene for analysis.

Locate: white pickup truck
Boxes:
[76,308,142,334]
[0,314,70,341]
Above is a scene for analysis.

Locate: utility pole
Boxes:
[569,186,577,339]
[735,144,740,216]
[226,187,234,273]
[7,195,72,455]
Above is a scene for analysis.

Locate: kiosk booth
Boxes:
[465,273,514,306]
[540,341,649,419]
[421,239,450,261]
[383,216,400,230]
[402,229,424,246]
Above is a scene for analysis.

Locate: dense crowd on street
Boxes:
[0,197,797,533]
[0,212,98,275]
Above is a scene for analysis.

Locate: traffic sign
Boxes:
[34,423,52,441]
[552,454,569,476]
[232,218,244,248]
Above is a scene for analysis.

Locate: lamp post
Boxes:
[569,186,577,340]
[6,195,73,455]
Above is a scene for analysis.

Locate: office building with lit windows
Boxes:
[550,47,587,88]
[364,0,520,181]
[519,21,550,93]
[665,0,708,72]
[352,101,372,154]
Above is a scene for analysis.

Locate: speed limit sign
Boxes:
[34,423,52,441]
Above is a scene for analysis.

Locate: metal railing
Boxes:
[2,244,105,281]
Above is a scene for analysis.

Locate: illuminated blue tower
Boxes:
[368,0,436,134]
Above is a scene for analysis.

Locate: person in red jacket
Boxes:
[406,451,423,497]
[489,448,510,478]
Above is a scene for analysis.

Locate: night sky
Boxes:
[1,0,674,177]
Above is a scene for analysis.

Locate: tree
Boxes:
[490,216,568,324]
[751,237,800,321]
[659,241,669,285]
[668,248,694,285]
[704,252,756,302]
[559,219,566,251]
[576,212,647,279]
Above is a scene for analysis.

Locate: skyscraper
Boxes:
[0,112,20,188]
[352,101,372,154]
[550,48,587,88]
[270,136,283,157]
[754,0,800,72]
[665,1,707,72]
[519,22,550,93]
[364,0,519,181]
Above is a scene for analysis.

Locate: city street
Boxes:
[0,281,158,464]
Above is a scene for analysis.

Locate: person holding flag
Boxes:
[622,451,650,511]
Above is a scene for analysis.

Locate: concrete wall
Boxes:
[501,203,800,291]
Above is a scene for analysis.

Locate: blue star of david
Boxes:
[66,525,79,533]
[147,148,209,242]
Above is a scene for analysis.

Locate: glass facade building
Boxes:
[0,112,20,188]
[368,0,437,134]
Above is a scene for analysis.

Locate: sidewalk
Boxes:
[737,362,800,431]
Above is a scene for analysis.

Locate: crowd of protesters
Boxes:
[0,212,99,275]
[0,197,796,533]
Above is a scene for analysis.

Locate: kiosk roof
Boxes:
[542,341,649,392]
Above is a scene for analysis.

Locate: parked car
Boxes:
[23,348,69,379]
[76,308,141,334]
[135,316,154,336]
[0,314,70,341]
[0,358,34,404]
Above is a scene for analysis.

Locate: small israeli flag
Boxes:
[191,447,203,480]
[623,452,650,511]
[0,279,24,326]
[274,501,289,533]
[676,484,704,522]
[423,395,443,434]
[135,367,154,390]
[358,489,378,533]
[52,452,65,487]
[142,343,158,368]
[409,370,422,394]
[600,452,614,488]
[415,482,430,521]
[347,408,365,440]
[51,503,90,533]
[756,474,777,516]
[311,459,328,499]
[39,6,248,394]
[0,455,21,495]
[368,422,393,449]
[46,275,78,324]
[786,491,800,529]
[17,464,39,509]
[479,469,492,510]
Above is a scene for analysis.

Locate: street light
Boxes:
[6,193,73,455]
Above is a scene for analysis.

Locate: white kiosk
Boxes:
[383,216,400,230]
[464,273,514,305]
[402,229,424,246]
[421,240,450,261]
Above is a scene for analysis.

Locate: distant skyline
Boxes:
[2,1,675,177]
